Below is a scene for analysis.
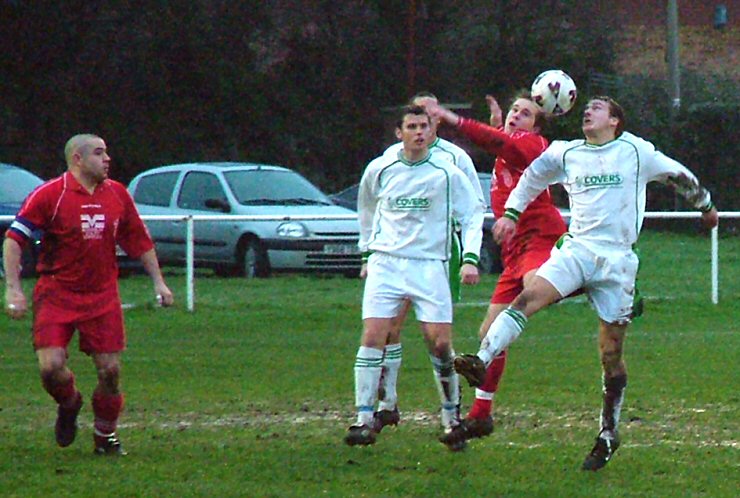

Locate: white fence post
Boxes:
[711,226,719,304]
[186,216,195,312]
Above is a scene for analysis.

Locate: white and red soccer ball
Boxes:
[531,69,578,116]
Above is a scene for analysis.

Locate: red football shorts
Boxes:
[32,277,125,354]
[492,206,567,305]
[492,245,554,304]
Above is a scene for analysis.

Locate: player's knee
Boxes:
[96,363,121,390]
[38,355,67,385]
[522,269,538,288]
[361,329,389,349]
[40,366,68,387]
[511,291,533,314]
[431,337,452,358]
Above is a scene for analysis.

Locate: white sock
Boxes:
[478,308,527,365]
[599,374,627,438]
[354,346,384,426]
[430,350,460,431]
[378,343,402,412]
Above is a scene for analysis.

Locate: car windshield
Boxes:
[0,167,43,203]
[224,169,333,206]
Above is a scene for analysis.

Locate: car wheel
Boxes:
[241,238,270,278]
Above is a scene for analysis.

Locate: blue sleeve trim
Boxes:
[8,216,36,240]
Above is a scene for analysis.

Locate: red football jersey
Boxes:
[457,118,566,273]
[457,118,555,217]
[7,172,153,293]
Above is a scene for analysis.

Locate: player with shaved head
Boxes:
[3,133,173,455]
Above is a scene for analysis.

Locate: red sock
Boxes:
[92,391,124,435]
[468,398,492,419]
[467,350,507,419]
[482,350,507,392]
[43,373,81,409]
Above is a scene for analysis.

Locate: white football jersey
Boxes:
[384,137,485,207]
[505,131,712,247]
[358,149,484,262]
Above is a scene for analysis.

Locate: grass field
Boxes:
[1,230,738,497]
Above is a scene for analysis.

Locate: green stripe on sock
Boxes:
[504,308,527,330]
[384,350,402,361]
[355,357,383,368]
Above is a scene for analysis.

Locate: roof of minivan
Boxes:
[138,162,291,175]
[1,162,25,170]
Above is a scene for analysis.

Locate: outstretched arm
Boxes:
[486,95,503,128]
[665,170,717,229]
[645,150,718,229]
[417,98,460,127]
[503,147,562,215]
[493,145,563,245]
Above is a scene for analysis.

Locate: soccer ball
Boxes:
[530,69,577,116]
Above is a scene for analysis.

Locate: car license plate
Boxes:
[323,244,357,255]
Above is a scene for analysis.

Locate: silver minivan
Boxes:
[128,162,361,277]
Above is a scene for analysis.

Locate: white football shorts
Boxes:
[536,237,639,324]
[362,252,453,323]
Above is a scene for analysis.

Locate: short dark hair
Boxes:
[509,89,547,131]
[396,105,430,129]
[591,96,626,137]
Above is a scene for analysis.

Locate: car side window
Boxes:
[178,172,227,211]
[133,172,179,207]
[478,173,492,209]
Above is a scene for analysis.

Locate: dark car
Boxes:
[475,172,502,274]
[330,184,360,211]
[0,163,44,278]
[330,172,502,273]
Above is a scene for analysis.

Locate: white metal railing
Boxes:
[2,212,739,311]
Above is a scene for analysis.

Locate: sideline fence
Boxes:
[2,212,738,311]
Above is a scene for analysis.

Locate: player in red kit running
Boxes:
[3,134,173,455]
[419,93,567,444]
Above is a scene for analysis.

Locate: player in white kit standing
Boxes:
[453,96,719,469]
[345,105,484,451]
[372,92,485,435]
